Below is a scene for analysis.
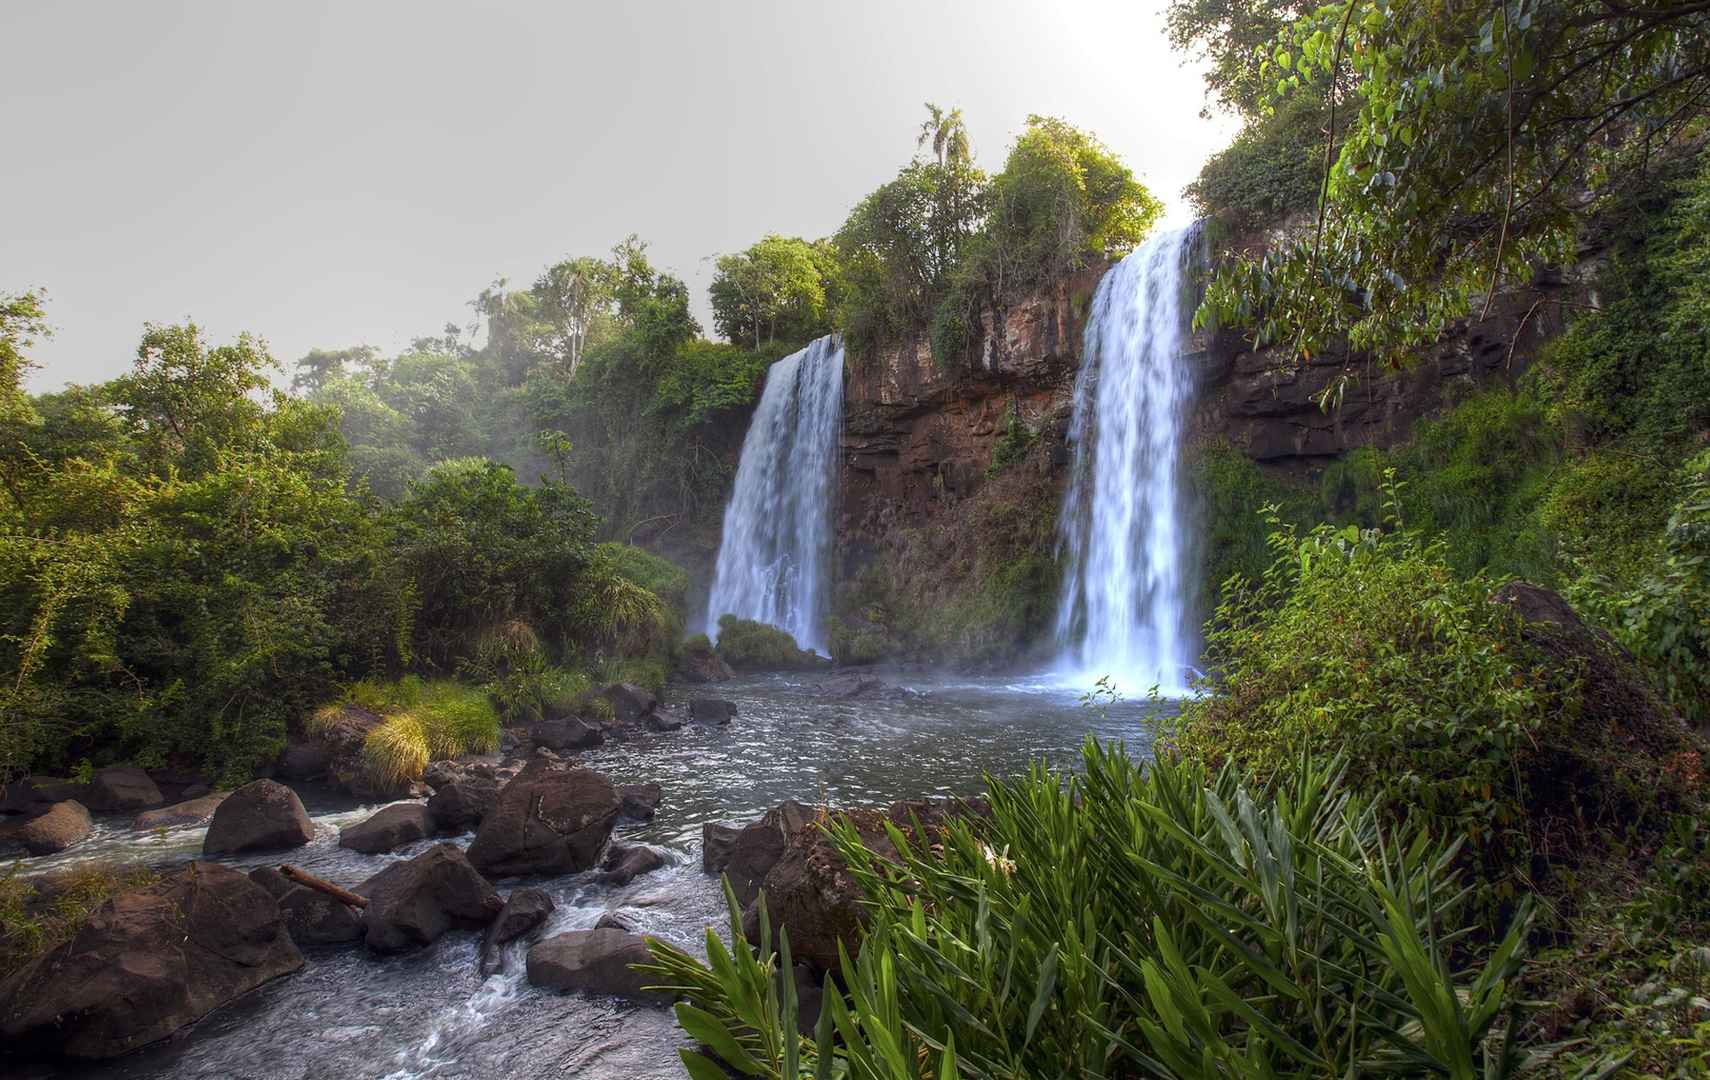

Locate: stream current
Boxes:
[20,672,1165,1080]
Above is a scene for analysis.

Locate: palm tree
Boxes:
[917,103,970,168]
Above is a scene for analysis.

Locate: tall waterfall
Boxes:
[1054,225,1201,694]
[705,334,845,653]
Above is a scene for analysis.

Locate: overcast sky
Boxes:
[7,0,1238,391]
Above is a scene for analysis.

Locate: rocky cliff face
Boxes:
[838,263,1574,545]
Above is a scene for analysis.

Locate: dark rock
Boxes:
[689,698,738,725]
[339,802,433,854]
[702,821,742,874]
[646,710,686,732]
[275,739,332,782]
[530,716,604,753]
[3,776,87,816]
[466,761,622,878]
[618,782,662,821]
[426,774,500,834]
[793,963,824,1036]
[0,861,302,1059]
[422,760,463,789]
[203,779,315,855]
[180,784,211,800]
[18,800,92,854]
[479,887,556,976]
[499,729,522,753]
[817,674,888,702]
[85,767,164,813]
[601,683,658,724]
[594,910,635,932]
[679,640,734,683]
[247,867,362,947]
[720,800,813,906]
[359,843,503,953]
[597,843,666,886]
[742,809,891,973]
[134,792,228,831]
[526,929,667,1003]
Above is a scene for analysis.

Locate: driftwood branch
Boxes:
[280,864,368,909]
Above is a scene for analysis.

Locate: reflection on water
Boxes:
[31,671,1167,1080]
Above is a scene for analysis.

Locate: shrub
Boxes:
[1186,95,1326,231]
[648,749,1531,1078]
[1174,483,1700,891]
[355,678,498,789]
[595,542,690,617]
[714,615,819,671]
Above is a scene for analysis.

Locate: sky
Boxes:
[6,0,1239,391]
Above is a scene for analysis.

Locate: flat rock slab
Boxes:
[135,792,229,831]
[526,929,667,1003]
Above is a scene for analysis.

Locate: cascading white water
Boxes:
[1054,225,1201,695]
[705,334,845,653]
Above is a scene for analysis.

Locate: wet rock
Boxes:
[247,866,362,947]
[816,674,888,702]
[526,929,667,1003]
[203,779,315,855]
[85,767,164,813]
[134,792,228,830]
[466,761,622,878]
[793,963,824,1036]
[0,861,302,1059]
[180,783,211,800]
[678,639,734,683]
[646,710,686,733]
[426,774,500,834]
[716,799,814,906]
[601,683,658,724]
[17,800,92,854]
[530,716,604,753]
[742,810,891,973]
[689,698,738,725]
[594,910,635,932]
[275,739,332,782]
[359,843,503,954]
[479,887,556,977]
[597,843,666,886]
[618,782,662,821]
[702,821,742,873]
[339,802,433,854]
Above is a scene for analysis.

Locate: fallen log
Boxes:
[279,864,368,909]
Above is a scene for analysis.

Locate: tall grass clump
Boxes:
[356,678,498,789]
[648,748,1533,1079]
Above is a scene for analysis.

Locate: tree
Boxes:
[1166,0,1320,116]
[0,291,49,515]
[111,323,276,478]
[528,256,617,378]
[292,345,383,394]
[917,102,971,167]
[709,235,836,349]
[1199,0,1710,374]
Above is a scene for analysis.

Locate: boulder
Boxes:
[679,642,734,684]
[647,711,686,733]
[742,809,892,973]
[203,779,315,855]
[466,761,622,878]
[134,792,228,831]
[817,673,889,702]
[85,767,164,813]
[426,774,500,834]
[180,784,211,800]
[529,716,604,753]
[479,887,556,976]
[702,821,742,874]
[0,861,302,1059]
[17,800,92,854]
[275,739,332,782]
[594,910,635,932]
[339,802,433,854]
[689,698,738,725]
[3,776,88,816]
[597,843,666,886]
[526,929,667,1003]
[601,683,658,724]
[359,843,503,954]
[617,782,662,821]
[716,799,814,906]
[247,866,362,947]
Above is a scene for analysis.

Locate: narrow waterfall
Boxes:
[1054,225,1201,694]
[705,334,845,653]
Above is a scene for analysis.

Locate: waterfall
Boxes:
[705,334,845,653]
[1054,225,1201,695]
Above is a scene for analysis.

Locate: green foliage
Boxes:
[1187,438,1316,615]
[1570,455,1710,728]
[984,403,1036,478]
[1198,0,1709,365]
[714,615,819,671]
[1175,487,1694,891]
[1185,96,1326,231]
[1165,0,1319,116]
[349,678,499,789]
[596,542,690,617]
[652,750,1532,1078]
[709,236,842,351]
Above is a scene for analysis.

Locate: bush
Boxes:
[353,678,499,789]
[1,862,157,980]
[1174,485,1700,891]
[648,749,1531,1078]
[1186,95,1326,231]
[714,615,819,671]
[1187,437,1316,613]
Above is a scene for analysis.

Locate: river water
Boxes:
[20,672,1167,1080]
